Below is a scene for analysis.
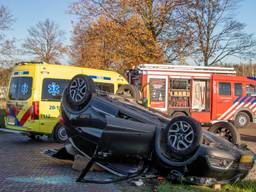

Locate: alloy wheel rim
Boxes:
[238,116,247,126]
[58,126,68,141]
[69,78,88,103]
[167,121,194,151]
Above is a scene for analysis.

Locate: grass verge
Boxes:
[156,180,256,192]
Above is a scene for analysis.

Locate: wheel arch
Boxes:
[234,108,254,123]
[170,110,189,118]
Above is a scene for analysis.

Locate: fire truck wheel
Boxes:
[66,75,95,110]
[209,122,240,144]
[164,116,202,157]
[234,112,250,128]
[53,123,68,143]
[116,84,141,101]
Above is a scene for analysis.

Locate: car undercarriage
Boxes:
[46,74,255,186]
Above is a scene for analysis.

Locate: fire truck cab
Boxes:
[127,64,256,129]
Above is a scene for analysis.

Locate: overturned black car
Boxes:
[49,74,255,185]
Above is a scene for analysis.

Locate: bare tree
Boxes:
[0,5,13,31]
[187,0,256,66]
[23,19,66,63]
[0,5,17,67]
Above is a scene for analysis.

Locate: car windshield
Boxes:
[9,76,33,100]
[42,78,69,101]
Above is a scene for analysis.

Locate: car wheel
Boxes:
[66,75,95,110]
[116,84,141,101]
[209,122,240,144]
[53,123,68,143]
[164,116,202,157]
[234,112,250,128]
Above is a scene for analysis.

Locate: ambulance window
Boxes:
[9,77,32,100]
[246,84,256,96]
[42,78,69,101]
[235,83,242,96]
[219,82,231,96]
[94,82,114,93]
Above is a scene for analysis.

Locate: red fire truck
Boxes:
[127,64,256,129]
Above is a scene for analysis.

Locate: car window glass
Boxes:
[219,82,231,96]
[9,77,32,100]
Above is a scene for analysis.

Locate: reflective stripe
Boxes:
[14,71,30,75]
[19,107,32,126]
[219,96,256,121]
[218,96,243,120]
[89,75,111,80]
[224,102,245,120]
[7,104,32,126]
[218,101,239,120]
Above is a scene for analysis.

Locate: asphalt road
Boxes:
[239,123,256,152]
[0,132,123,192]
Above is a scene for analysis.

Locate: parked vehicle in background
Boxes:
[126,64,256,130]
[4,62,127,142]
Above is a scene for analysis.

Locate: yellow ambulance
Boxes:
[5,62,127,142]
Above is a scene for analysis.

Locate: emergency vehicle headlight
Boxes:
[207,156,233,169]
[240,155,254,163]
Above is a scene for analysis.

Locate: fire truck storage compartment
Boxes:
[169,78,191,108]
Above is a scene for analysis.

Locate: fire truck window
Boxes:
[235,83,242,96]
[219,82,231,96]
[246,84,256,96]
[149,79,166,102]
[169,79,191,108]
[192,80,210,112]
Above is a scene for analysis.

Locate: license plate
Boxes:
[7,116,16,125]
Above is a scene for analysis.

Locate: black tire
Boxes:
[209,122,240,144]
[53,123,68,143]
[171,112,187,118]
[164,116,202,157]
[116,84,141,101]
[66,75,95,110]
[27,134,41,141]
[234,112,250,128]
